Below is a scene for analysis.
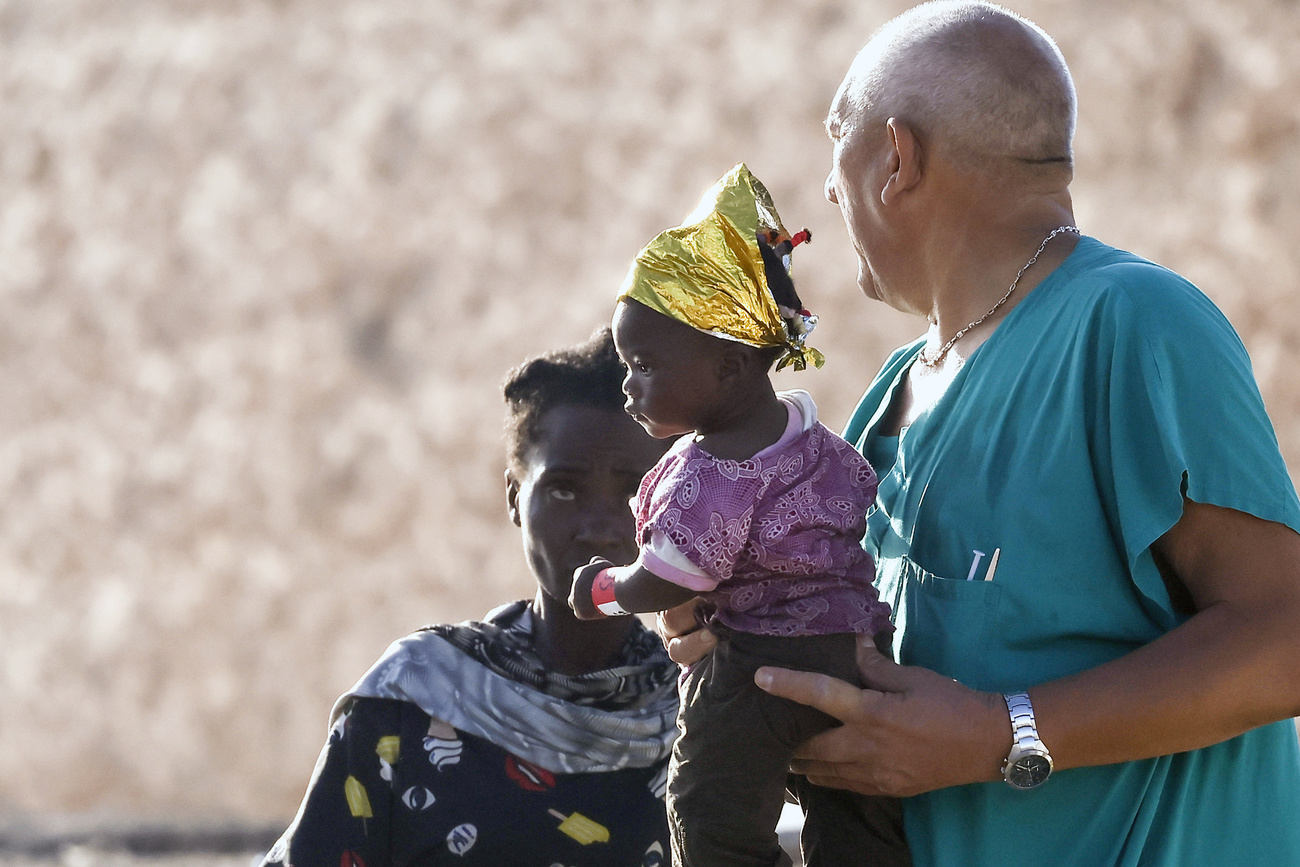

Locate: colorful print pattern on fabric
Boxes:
[261,698,671,866]
[636,419,891,637]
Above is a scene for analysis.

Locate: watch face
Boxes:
[1008,754,1052,789]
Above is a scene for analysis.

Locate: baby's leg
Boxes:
[783,633,911,867]
[792,778,910,867]
[668,632,853,867]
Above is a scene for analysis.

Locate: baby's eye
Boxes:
[549,488,576,502]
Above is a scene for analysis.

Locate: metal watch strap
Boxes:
[1002,691,1053,789]
[1005,692,1038,744]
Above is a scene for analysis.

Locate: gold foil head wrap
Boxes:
[617,163,824,372]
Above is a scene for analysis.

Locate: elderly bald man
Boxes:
[664,2,1300,865]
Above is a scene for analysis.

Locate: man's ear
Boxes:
[881,117,922,206]
[505,469,522,527]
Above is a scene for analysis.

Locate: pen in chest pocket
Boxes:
[965,548,1001,581]
[984,548,1001,582]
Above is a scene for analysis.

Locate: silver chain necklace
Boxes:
[917,225,1080,369]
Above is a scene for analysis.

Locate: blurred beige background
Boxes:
[2,0,1299,828]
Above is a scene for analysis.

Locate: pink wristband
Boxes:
[591,568,630,617]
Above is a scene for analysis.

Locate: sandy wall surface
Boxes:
[2,0,1299,822]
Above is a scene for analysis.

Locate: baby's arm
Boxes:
[569,558,697,619]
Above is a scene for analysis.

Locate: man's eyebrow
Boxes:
[824,115,839,137]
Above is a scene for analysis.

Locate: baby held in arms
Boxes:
[569,164,908,867]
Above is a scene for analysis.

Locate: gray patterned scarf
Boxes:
[333,600,679,774]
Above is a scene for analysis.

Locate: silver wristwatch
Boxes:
[1002,692,1053,790]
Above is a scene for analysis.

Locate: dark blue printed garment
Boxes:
[263,602,677,867]
[263,696,670,867]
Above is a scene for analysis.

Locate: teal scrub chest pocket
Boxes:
[878,555,1004,691]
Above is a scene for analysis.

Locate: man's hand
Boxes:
[569,557,613,620]
[755,635,1007,797]
[655,599,717,666]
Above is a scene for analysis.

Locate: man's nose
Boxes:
[825,171,839,205]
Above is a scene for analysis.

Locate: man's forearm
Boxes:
[1035,594,1300,773]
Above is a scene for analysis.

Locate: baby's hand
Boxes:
[569,557,614,620]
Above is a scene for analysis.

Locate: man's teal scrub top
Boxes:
[844,237,1300,866]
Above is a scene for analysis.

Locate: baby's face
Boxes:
[612,300,724,439]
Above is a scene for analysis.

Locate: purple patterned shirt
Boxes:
[634,392,893,638]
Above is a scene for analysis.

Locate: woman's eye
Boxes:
[549,488,576,502]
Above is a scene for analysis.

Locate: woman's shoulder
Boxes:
[373,600,529,664]
[327,604,527,727]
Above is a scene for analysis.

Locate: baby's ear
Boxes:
[716,343,755,386]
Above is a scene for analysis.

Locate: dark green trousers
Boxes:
[667,630,910,867]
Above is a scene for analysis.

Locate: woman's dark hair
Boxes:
[502,326,627,471]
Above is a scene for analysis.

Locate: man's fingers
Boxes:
[665,627,716,667]
[754,667,864,722]
[657,599,702,640]
[656,599,716,667]
[855,634,913,693]
[791,763,884,797]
